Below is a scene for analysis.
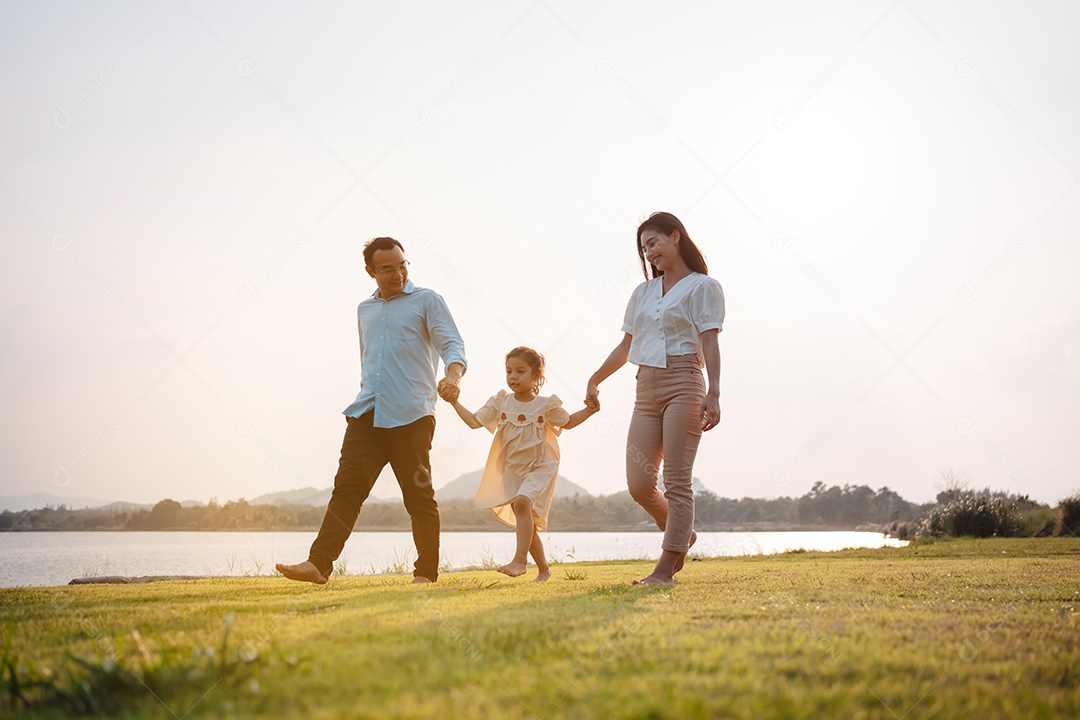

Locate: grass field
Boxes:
[2,537,1078,719]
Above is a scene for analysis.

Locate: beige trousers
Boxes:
[625,355,705,553]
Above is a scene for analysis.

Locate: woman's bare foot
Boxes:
[410,576,434,584]
[275,561,327,584]
[497,560,528,577]
[633,548,682,586]
[632,574,674,586]
[532,566,551,582]
[673,530,698,574]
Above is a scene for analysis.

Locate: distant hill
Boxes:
[659,477,714,495]
[435,470,592,501]
[246,471,593,508]
[0,492,223,515]
[0,493,111,513]
[248,486,396,507]
[0,475,708,518]
[95,501,154,513]
[249,487,334,507]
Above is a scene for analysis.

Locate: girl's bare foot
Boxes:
[632,574,674,586]
[673,530,698,574]
[532,567,551,582]
[497,561,528,577]
[275,561,327,584]
[410,576,434,584]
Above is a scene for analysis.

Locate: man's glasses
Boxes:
[371,260,409,275]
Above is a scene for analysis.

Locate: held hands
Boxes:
[584,381,601,413]
[437,375,461,404]
[701,392,721,432]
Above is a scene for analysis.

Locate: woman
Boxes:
[586,212,724,585]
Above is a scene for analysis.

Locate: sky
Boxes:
[2,1,1078,509]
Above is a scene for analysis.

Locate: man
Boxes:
[276,237,466,584]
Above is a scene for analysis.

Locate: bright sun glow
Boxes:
[749,100,881,237]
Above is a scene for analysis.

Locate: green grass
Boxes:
[2,538,1079,719]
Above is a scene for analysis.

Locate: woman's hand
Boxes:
[585,380,601,412]
[699,330,721,431]
[701,391,721,431]
[585,335,630,413]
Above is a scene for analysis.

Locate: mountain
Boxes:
[659,476,715,495]
[244,474,710,505]
[95,501,154,513]
[0,493,111,513]
[434,470,593,501]
[247,486,396,507]
[245,470,594,507]
[0,496,212,514]
[249,487,334,507]
[1,471,602,515]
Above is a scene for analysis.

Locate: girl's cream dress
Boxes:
[473,391,570,530]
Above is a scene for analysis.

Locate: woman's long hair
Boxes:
[636,212,709,280]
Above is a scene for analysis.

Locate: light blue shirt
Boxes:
[343,280,467,428]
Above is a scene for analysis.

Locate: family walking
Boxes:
[276,211,724,586]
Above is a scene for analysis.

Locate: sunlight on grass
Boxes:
[2,538,1078,719]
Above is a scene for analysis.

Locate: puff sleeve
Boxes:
[473,391,506,433]
[690,277,725,334]
[543,395,572,431]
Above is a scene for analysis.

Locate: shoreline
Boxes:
[0,523,899,534]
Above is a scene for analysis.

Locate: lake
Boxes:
[0,531,907,587]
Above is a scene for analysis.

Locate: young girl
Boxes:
[450,346,596,581]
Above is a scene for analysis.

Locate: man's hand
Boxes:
[439,362,464,403]
[437,376,461,404]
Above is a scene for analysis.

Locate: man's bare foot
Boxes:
[275,561,327,585]
[410,576,434,584]
[497,561,528,577]
[673,530,698,574]
[532,567,551,583]
[632,574,674,586]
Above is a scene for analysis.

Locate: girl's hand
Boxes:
[701,392,721,431]
[585,381,600,412]
[437,376,461,403]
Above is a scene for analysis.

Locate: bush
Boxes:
[920,494,1019,538]
[1056,492,1080,538]
[1018,506,1058,537]
[885,520,914,540]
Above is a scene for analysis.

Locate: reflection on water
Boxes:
[0,531,906,588]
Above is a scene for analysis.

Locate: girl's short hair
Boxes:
[506,346,546,393]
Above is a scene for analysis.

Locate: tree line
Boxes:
[0,482,943,533]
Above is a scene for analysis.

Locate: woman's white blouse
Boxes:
[621,273,725,368]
